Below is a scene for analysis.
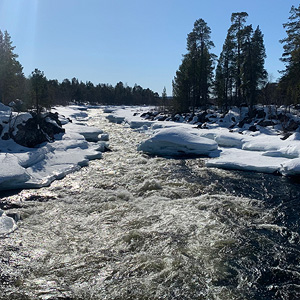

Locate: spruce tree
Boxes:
[215,32,235,109]
[0,30,24,105]
[229,12,248,105]
[173,18,215,112]
[161,86,167,112]
[243,26,267,109]
[279,4,300,104]
[215,13,266,109]
[172,57,191,112]
[30,69,48,113]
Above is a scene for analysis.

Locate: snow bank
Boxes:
[0,105,107,191]
[206,148,288,174]
[107,106,300,176]
[280,158,300,176]
[137,126,218,157]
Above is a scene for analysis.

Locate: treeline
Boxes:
[28,70,159,109]
[1,5,299,113]
[173,5,300,112]
[0,30,159,111]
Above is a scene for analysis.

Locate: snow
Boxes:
[106,106,300,176]
[105,106,155,128]
[0,105,107,191]
[137,126,218,157]
[0,104,299,193]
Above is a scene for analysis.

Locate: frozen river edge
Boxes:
[0,105,108,192]
[107,105,300,177]
[1,104,300,195]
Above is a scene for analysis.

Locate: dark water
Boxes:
[0,108,300,300]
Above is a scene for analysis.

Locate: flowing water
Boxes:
[1,108,300,300]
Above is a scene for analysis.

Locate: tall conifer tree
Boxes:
[279,4,300,104]
[173,18,215,112]
[215,13,266,109]
[0,30,24,104]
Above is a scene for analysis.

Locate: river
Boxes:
[1,108,300,300]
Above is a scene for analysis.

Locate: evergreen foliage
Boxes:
[0,30,25,105]
[0,5,299,113]
[30,69,48,113]
[0,29,159,109]
[173,18,215,112]
[279,4,300,105]
[215,13,267,110]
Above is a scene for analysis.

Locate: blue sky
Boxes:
[0,0,299,95]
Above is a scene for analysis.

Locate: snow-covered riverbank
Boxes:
[106,106,300,176]
[1,103,299,194]
[0,105,108,191]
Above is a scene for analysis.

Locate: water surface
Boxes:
[1,108,300,300]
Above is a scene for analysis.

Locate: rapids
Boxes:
[1,108,300,300]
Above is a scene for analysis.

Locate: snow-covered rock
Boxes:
[110,106,300,176]
[137,126,218,157]
[0,105,108,191]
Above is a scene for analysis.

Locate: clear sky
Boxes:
[0,0,299,96]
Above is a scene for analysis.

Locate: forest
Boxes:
[0,5,299,113]
[173,6,300,112]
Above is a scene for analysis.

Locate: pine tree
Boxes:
[173,18,215,112]
[215,32,235,109]
[242,26,267,109]
[229,12,248,105]
[0,30,24,104]
[172,56,191,112]
[30,69,48,113]
[215,13,266,109]
[279,5,300,105]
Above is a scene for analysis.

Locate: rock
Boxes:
[0,201,22,210]
[277,113,290,123]
[155,115,167,121]
[140,112,148,118]
[258,120,275,127]
[249,125,258,132]
[281,132,293,140]
[99,133,109,141]
[197,112,209,123]
[256,110,266,119]
[1,132,10,140]
[285,119,299,132]
[238,117,252,128]
[12,112,65,148]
